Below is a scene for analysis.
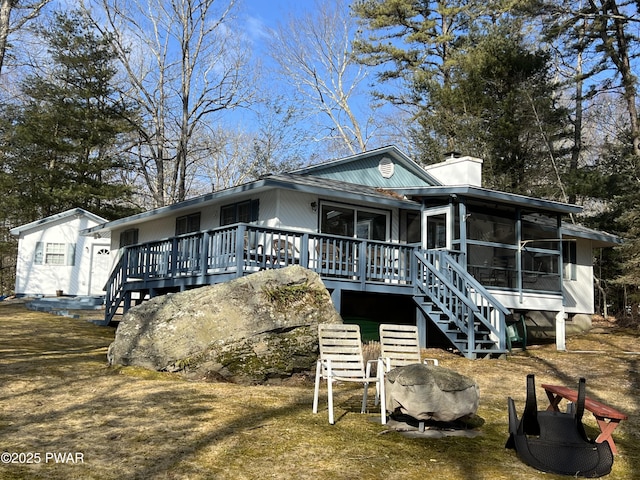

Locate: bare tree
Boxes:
[0,0,51,75]
[268,0,376,155]
[540,0,639,161]
[86,0,255,207]
[588,0,639,161]
[189,126,263,192]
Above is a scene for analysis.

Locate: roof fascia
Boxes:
[10,208,107,236]
[394,185,583,214]
[561,224,623,246]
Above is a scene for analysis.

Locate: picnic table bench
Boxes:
[541,383,627,455]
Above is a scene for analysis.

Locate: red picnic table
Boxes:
[541,383,628,455]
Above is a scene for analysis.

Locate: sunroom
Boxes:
[395,185,584,314]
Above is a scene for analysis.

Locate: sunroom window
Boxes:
[464,206,561,293]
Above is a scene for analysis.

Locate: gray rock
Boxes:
[107,266,341,383]
[385,363,479,422]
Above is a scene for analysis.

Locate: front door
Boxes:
[422,206,452,250]
[89,244,111,295]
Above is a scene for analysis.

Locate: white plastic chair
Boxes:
[313,323,386,425]
[379,323,439,372]
[379,323,438,431]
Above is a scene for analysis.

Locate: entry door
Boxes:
[422,206,452,250]
[89,244,111,295]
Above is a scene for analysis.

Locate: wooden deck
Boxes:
[103,223,509,358]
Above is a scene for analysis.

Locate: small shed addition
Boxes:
[10,208,112,297]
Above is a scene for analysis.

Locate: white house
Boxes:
[10,208,112,297]
[81,146,620,358]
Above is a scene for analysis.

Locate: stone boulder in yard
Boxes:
[385,363,479,422]
[107,266,341,383]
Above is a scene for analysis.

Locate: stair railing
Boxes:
[104,251,128,325]
[414,249,509,354]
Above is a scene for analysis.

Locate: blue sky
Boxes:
[240,1,298,36]
[229,0,405,158]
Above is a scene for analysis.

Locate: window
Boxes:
[176,212,201,235]
[45,243,65,265]
[34,242,75,266]
[521,212,559,249]
[320,203,388,240]
[220,199,259,226]
[119,229,139,248]
[468,245,517,288]
[563,240,577,281]
[426,213,447,249]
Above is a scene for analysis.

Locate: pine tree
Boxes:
[353,1,571,196]
[1,10,138,221]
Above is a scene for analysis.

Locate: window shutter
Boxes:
[34,242,44,265]
[67,243,76,266]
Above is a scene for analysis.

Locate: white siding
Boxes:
[489,290,564,312]
[14,214,110,297]
[273,190,318,231]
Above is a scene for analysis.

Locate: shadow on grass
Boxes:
[506,333,639,479]
[1,304,638,479]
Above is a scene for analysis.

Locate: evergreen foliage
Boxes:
[353,1,571,198]
[0,10,138,222]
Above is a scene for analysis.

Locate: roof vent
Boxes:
[444,151,462,159]
[378,157,395,179]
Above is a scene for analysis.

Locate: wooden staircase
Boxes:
[413,249,510,359]
[101,252,131,326]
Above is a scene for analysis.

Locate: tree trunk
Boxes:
[0,0,11,75]
[593,0,640,160]
[569,40,584,205]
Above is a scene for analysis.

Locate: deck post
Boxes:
[555,309,566,351]
[170,237,179,275]
[200,231,210,282]
[416,309,427,348]
[330,288,341,313]
[235,224,245,277]
[300,233,309,268]
[358,241,367,287]
[466,309,475,357]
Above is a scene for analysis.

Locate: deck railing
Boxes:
[104,224,417,323]
[104,224,510,357]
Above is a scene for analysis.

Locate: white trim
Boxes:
[421,205,453,250]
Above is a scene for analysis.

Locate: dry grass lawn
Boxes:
[0,300,639,479]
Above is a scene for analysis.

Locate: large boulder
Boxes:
[385,363,479,422]
[107,266,341,383]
